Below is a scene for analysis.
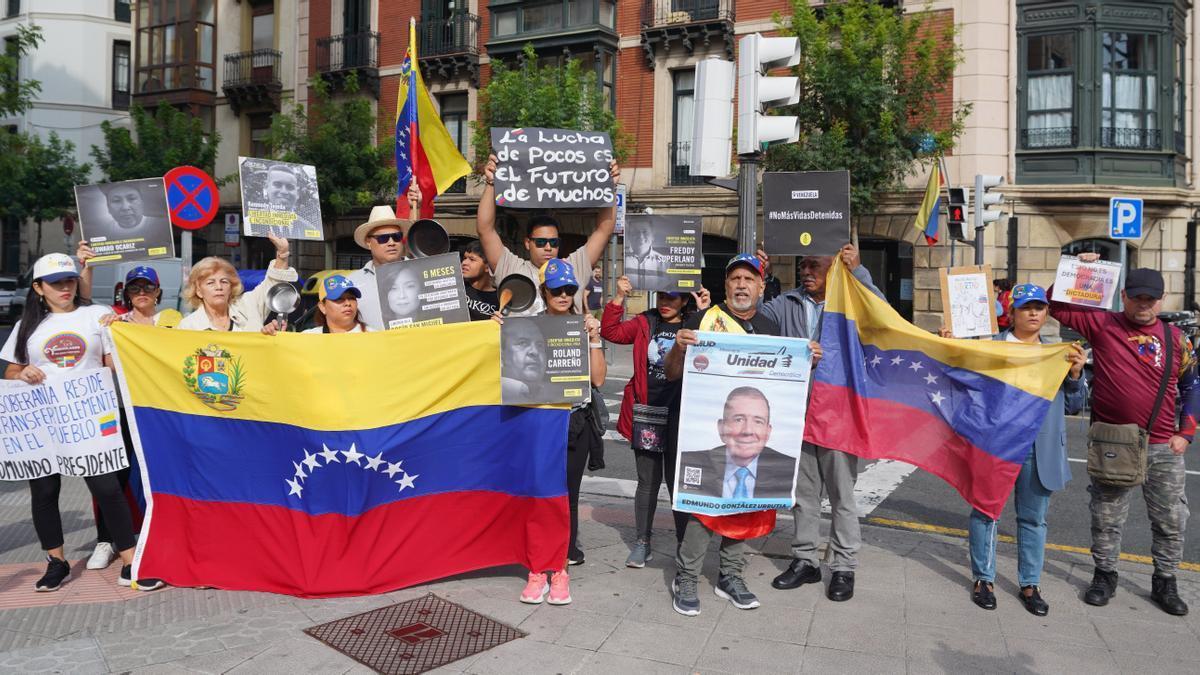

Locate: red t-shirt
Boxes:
[1051,297,1197,442]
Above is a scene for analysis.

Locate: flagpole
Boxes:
[940,155,953,267]
[409,17,420,219]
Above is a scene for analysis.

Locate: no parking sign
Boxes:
[165,166,219,231]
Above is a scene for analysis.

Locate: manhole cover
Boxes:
[304,593,525,674]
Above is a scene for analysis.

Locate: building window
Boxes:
[135,0,218,93]
[113,41,131,109]
[1101,32,1158,150]
[492,0,615,38]
[670,69,704,186]
[1175,39,1186,155]
[5,0,18,19]
[3,36,17,98]
[1022,33,1075,148]
[252,4,274,51]
[249,113,271,158]
[440,93,468,193]
[115,0,131,22]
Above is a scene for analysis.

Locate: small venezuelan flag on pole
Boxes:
[913,160,943,246]
[395,18,471,219]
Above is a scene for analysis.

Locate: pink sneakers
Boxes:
[547,569,572,605]
[520,572,549,604]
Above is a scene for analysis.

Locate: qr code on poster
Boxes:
[683,466,702,486]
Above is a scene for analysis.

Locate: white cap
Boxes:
[32,253,80,283]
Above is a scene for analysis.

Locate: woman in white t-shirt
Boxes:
[300,274,371,334]
[0,254,164,593]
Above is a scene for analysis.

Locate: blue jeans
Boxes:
[968,451,1052,587]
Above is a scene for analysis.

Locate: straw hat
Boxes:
[353,205,412,249]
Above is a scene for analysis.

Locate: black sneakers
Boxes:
[34,556,71,592]
[119,565,166,592]
[1083,569,1118,606]
[1150,574,1189,616]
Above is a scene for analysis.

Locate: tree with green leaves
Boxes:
[0,24,43,118]
[265,75,395,228]
[0,132,91,257]
[91,101,220,181]
[472,44,633,165]
[765,0,970,216]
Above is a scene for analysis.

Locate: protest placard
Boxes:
[500,315,590,405]
[0,368,127,481]
[491,127,616,209]
[374,253,471,330]
[75,178,175,264]
[939,264,998,338]
[673,332,811,516]
[1051,255,1122,309]
[238,157,324,240]
[624,215,703,292]
[762,171,851,256]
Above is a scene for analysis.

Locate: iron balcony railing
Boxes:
[668,141,706,186]
[642,0,733,27]
[1019,126,1078,149]
[223,49,281,88]
[419,13,479,57]
[1100,126,1161,150]
[316,31,380,73]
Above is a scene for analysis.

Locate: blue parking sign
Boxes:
[1109,197,1143,240]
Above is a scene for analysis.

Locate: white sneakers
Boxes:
[86,542,116,570]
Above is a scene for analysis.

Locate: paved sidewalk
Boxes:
[0,480,1197,673]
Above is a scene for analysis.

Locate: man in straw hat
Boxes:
[348,185,421,331]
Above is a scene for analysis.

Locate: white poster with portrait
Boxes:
[238,157,324,240]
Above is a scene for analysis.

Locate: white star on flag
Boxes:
[292,461,307,482]
[930,391,946,406]
[301,450,320,472]
[284,444,420,501]
[319,445,340,464]
[908,361,923,372]
[869,355,882,366]
[342,444,365,466]
[924,373,939,385]
[365,452,385,471]
[384,461,404,478]
[890,355,904,366]
[396,472,419,492]
[286,477,303,497]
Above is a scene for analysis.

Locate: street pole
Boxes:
[1117,239,1127,312]
[973,173,985,266]
[738,154,760,253]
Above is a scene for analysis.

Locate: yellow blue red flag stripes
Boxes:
[109,321,568,598]
[396,17,472,218]
[914,161,942,245]
[804,260,1072,519]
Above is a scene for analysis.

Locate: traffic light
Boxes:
[975,174,1005,229]
[690,57,735,178]
[736,33,801,155]
[947,187,968,241]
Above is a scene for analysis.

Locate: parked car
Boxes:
[8,268,34,321]
[88,258,186,312]
[0,276,17,318]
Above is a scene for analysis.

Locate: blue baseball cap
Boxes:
[725,253,764,278]
[1011,283,1048,308]
[125,266,159,286]
[541,258,578,290]
[320,274,361,302]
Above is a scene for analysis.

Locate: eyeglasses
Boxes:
[372,232,405,245]
[127,285,159,296]
[531,237,560,248]
[548,285,578,297]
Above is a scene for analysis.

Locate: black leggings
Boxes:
[29,472,136,553]
[567,408,597,559]
[633,416,688,543]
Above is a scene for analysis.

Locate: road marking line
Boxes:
[1066,456,1200,477]
[866,516,1200,573]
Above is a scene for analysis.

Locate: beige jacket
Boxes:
[177,265,299,331]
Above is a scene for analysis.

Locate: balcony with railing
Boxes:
[1019,126,1077,150]
[222,49,282,115]
[640,0,735,67]
[668,142,706,186]
[1100,127,1161,150]
[316,31,381,97]
[486,0,618,57]
[419,13,480,85]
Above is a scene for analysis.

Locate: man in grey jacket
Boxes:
[759,243,884,602]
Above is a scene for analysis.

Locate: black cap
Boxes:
[1124,268,1164,299]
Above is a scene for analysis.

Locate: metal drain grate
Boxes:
[304,593,525,674]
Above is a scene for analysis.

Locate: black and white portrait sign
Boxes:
[374,253,470,330]
[500,315,590,406]
[762,171,851,256]
[491,127,615,209]
[75,178,175,264]
[238,157,324,240]
[624,215,703,293]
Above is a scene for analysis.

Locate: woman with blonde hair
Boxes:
[178,233,297,331]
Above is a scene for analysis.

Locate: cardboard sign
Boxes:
[1052,255,1122,309]
[374,253,471,330]
[0,369,128,481]
[673,332,812,516]
[500,315,590,405]
[939,264,998,338]
[491,127,616,209]
[75,178,176,264]
[623,215,703,292]
[238,157,324,240]
[762,171,851,256]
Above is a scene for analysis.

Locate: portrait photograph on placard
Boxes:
[500,315,590,406]
[491,127,615,209]
[762,170,851,256]
[74,178,175,264]
[939,264,998,339]
[623,215,702,293]
[238,157,324,240]
[374,253,471,330]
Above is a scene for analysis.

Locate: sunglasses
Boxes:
[127,284,159,296]
[372,232,405,245]
[547,285,578,297]
[530,237,560,248]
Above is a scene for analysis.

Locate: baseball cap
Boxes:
[1010,284,1048,308]
[125,266,159,286]
[1124,268,1164,299]
[319,274,362,302]
[725,253,764,278]
[32,253,79,283]
[541,258,578,290]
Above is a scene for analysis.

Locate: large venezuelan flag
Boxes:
[109,322,568,598]
[805,261,1072,519]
